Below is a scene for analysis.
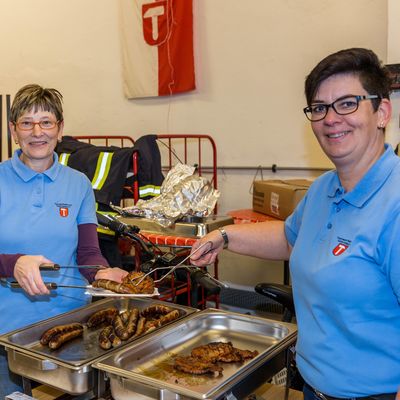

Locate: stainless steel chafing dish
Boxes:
[120,215,234,238]
[0,297,196,397]
[94,308,297,400]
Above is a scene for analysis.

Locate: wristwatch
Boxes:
[218,227,229,249]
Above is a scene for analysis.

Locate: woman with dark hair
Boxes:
[191,48,399,399]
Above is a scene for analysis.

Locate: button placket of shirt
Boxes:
[32,175,45,207]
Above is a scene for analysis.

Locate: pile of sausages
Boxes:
[39,304,181,351]
[89,304,180,350]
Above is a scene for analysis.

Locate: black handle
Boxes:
[10,281,58,290]
[39,263,60,271]
[45,282,58,290]
[190,269,221,295]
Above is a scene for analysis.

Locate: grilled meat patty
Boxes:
[173,341,259,375]
[174,355,223,376]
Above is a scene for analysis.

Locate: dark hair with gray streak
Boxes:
[9,84,63,123]
[305,48,392,112]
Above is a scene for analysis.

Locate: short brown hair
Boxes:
[10,84,64,123]
[305,48,392,112]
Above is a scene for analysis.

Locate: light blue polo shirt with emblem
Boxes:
[0,150,96,334]
[285,144,400,397]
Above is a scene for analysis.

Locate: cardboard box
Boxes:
[252,179,312,220]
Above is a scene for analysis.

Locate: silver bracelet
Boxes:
[218,227,229,249]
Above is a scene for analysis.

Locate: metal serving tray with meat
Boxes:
[93,308,297,400]
[0,297,196,396]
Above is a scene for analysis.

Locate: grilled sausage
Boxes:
[87,307,118,329]
[48,327,83,350]
[134,316,147,336]
[98,326,113,350]
[40,323,83,346]
[141,304,174,318]
[159,309,180,326]
[92,279,134,294]
[120,310,130,324]
[144,319,162,333]
[112,314,129,340]
[108,328,122,347]
[125,308,139,338]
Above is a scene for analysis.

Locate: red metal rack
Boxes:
[70,134,219,308]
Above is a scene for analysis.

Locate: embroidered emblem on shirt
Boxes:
[55,203,72,218]
[332,236,351,256]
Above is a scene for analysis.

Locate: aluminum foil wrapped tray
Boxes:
[113,163,220,227]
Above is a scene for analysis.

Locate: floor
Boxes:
[255,383,303,400]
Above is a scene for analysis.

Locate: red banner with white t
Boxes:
[120,0,195,99]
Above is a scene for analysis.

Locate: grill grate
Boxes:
[219,287,284,315]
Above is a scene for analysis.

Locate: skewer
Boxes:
[132,241,213,286]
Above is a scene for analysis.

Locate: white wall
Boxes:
[0,0,396,288]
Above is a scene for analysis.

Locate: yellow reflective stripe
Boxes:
[95,208,118,236]
[59,153,71,166]
[97,226,115,236]
[139,185,161,197]
[92,152,113,190]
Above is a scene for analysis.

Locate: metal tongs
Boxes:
[38,263,106,271]
[132,241,227,288]
[0,264,106,291]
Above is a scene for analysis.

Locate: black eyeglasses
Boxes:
[303,95,380,122]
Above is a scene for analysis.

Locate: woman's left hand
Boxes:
[94,267,129,283]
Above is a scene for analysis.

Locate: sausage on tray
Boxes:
[141,304,174,318]
[48,326,84,350]
[159,309,180,325]
[40,323,84,346]
[135,316,147,336]
[125,308,139,338]
[87,307,119,329]
[108,328,122,347]
[98,325,113,350]
[92,279,135,294]
[113,314,129,340]
[144,319,162,333]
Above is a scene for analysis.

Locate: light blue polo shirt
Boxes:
[0,150,96,334]
[285,144,400,397]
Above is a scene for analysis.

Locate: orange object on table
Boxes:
[140,232,196,247]
[227,209,280,224]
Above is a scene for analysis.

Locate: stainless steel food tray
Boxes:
[94,308,297,400]
[0,297,196,395]
[120,215,234,238]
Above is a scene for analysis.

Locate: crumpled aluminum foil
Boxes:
[112,163,220,227]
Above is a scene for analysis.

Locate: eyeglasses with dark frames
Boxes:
[303,95,380,122]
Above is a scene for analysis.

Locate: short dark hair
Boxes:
[10,84,64,123]
[305,48,392,111]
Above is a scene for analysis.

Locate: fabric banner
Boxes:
[120,0,195,99]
